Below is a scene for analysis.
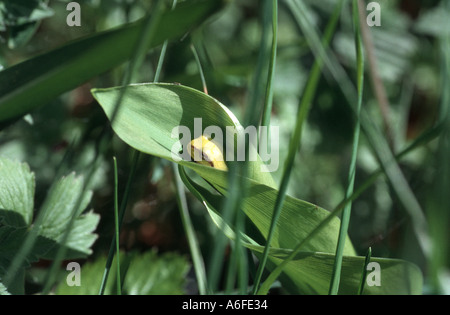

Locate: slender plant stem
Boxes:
[173,165,208,294]
[328,0,364,295]
[252,0,346,295]
[112,157,122,295]
[260,0,278,134]
[357,247,372,295]
[357,0,394,148]
[99,150,140,294]
[191,44,208,95]
[255,122,441,294]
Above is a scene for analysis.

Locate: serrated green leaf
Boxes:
[37,173,100,259]
[0,156,100,292]
[0,281,11,295]
[0,157,34,227]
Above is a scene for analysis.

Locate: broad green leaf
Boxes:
[92,83,276,187]
[187,163,355,255]
[0,0,224,125]
[93,83,423,294]
[179,166,422,294]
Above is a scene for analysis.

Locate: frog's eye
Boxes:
[188,136,228,171]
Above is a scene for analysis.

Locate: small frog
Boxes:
[188,135,228,171]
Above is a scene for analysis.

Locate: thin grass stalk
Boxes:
[173,164,208,294]
[191,44,208,95]
[112,157,122,295]
[256,121,442,295]
[173,33,211,295]
[357,1,394,148]
[357,247,372,295]
[252,0,346,295]
[225,0,281,294]
[428,15,450,293]
[207,0,275,294]
[292,0,431,260]
[260,0,278,135]
[328,0,364,295]
[185,40,237,294]
[98,0,175,295]
[154,0,177,82]
[99,150,140,294]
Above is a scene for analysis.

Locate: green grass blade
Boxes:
[428,9,450,293]
[0,0,223,126]
[98,150,140,295]
[54,2,167,294]
[174,165,208,294]
[357,247,372,295]
[328,0,364,295]
[112,157,121,295]
[260,0,278,131]
[190,44,209,94]
[291,0,431,260]
[154,0,178,82]
[99,0,171,295]
[252,0,346,295]
[207,1,277,293]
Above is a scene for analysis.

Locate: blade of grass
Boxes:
[207,0,277,294]
[222,0,280,294]
[173,164,208,294]
[328,0,364,295]
[357,1,394,148]
[47,1,167,295]
[252,0,346,295]
[291,0,431,261]
[164,0,209,296]
[98,0,174,295]
[98,150,140,295]
[190,44,209,95]
[357,247,372,295]
[428,12,450,293]
[154,0,178,82]
[255,120,441,295]
[260,0,278,135]
[112,157,122,295]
